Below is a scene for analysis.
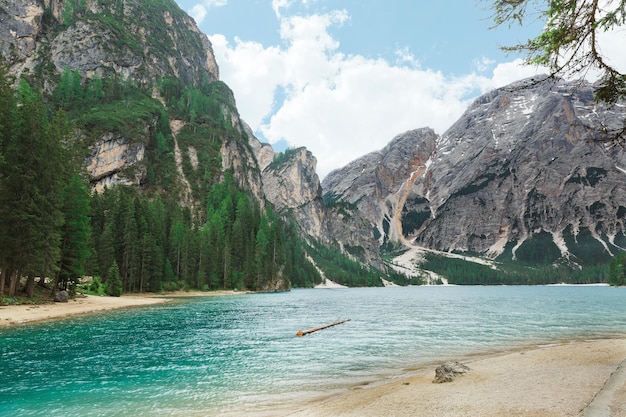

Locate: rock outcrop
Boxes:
[1,0,219,86]
[322,128,438,244]
[87,133,146,193]
[433,361,470,383]
[258,145,385,269]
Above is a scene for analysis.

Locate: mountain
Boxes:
[3,1,623,291]
[323,77,626,282]
[0,0,402,295]
[1,0,263,199]
[253,140,385,270]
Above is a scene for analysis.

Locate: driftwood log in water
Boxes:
[296,319,351,336]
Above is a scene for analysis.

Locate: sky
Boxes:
[171,0,621,179]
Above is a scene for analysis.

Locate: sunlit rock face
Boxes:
[324,78,626,266]
[1,0,219,85]
[322,128,438,245]
[258,145,385,269]
[87,133,146,193]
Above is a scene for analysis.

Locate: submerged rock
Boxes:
[433,361,470,383]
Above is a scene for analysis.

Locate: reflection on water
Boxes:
[1,285,625,416]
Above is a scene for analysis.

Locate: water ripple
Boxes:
[2,286,626,416]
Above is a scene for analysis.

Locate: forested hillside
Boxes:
[0,62,327,298]
[0,0,413,301]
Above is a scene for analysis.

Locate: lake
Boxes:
[1,285,625,416]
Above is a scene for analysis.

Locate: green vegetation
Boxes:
[514,231,562,265]
[608,252,626,286]
[304,239,416,287]
[563,227,613,265]
[421,252,609,285]
[267,147,302,170]
[105,261,123,297]
[491,0,626,106]
[0,65,87,299]
[401,210,430,235]
[305,241,383,287]
[0,57,325,298]
[86,173,319,293]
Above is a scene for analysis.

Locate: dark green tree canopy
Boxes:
[490,0,626,105]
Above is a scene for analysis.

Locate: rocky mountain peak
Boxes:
[322,128,438,244]
[324,77,626,269]
[1,0,219,86]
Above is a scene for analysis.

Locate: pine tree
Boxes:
[0,62,15,295]
[608,253,626,286]
[106,261,123,297]
[57,174,92,293]
[0,80,68,296]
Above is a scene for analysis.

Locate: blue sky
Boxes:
[173,0,550,178]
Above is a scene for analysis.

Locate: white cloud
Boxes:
[472,56,495,73]
[595,27,626,74]
[189,0,227,24]
[394,47,421,68]
[272,0,295,17]
[209,34,286,128]
[190,4,207,24]
[490,58,546,87]
[208,7,547,179]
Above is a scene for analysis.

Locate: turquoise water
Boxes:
[1,286,626,416]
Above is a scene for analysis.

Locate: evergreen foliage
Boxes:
[608,252,626,286]
[57,174,92,293]
[268,147,302,170]
[514,232,562,265]
[305,241,384,287]
[0,68,78,298]
[491,0,626,105]
[422,253,609,285]
[85,173,321,293]
[106,261,123,297]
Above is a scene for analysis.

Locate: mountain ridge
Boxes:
[2,0,624,290]
[323,76,626,281]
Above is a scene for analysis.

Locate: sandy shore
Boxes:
[2,294,625,416]
[278,338,626,417]
[0,294,171,327]
[0,290,239,327]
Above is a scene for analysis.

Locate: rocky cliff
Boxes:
[1,0,388,289]
[256,142,384,269]
[324,77,626,269]
[322,128,438,245]
[1,0,219,86]
[0,0,263,205]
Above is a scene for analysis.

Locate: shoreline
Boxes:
[268,337,626,417]
[2,290,625,416]
[0,290,239,328]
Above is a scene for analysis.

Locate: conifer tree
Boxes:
[106,261,123,297]
[0,62,15,295]
[57,173,92,293]
[0,80,68,296]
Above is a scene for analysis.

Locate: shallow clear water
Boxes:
[1,286,626,416]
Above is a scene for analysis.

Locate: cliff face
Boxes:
[418,78,626,264]
[0,0,263,204]
[324,78,626,267]
[1,0,219,86]
[322,128,438,245]
[258,145,385,269]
